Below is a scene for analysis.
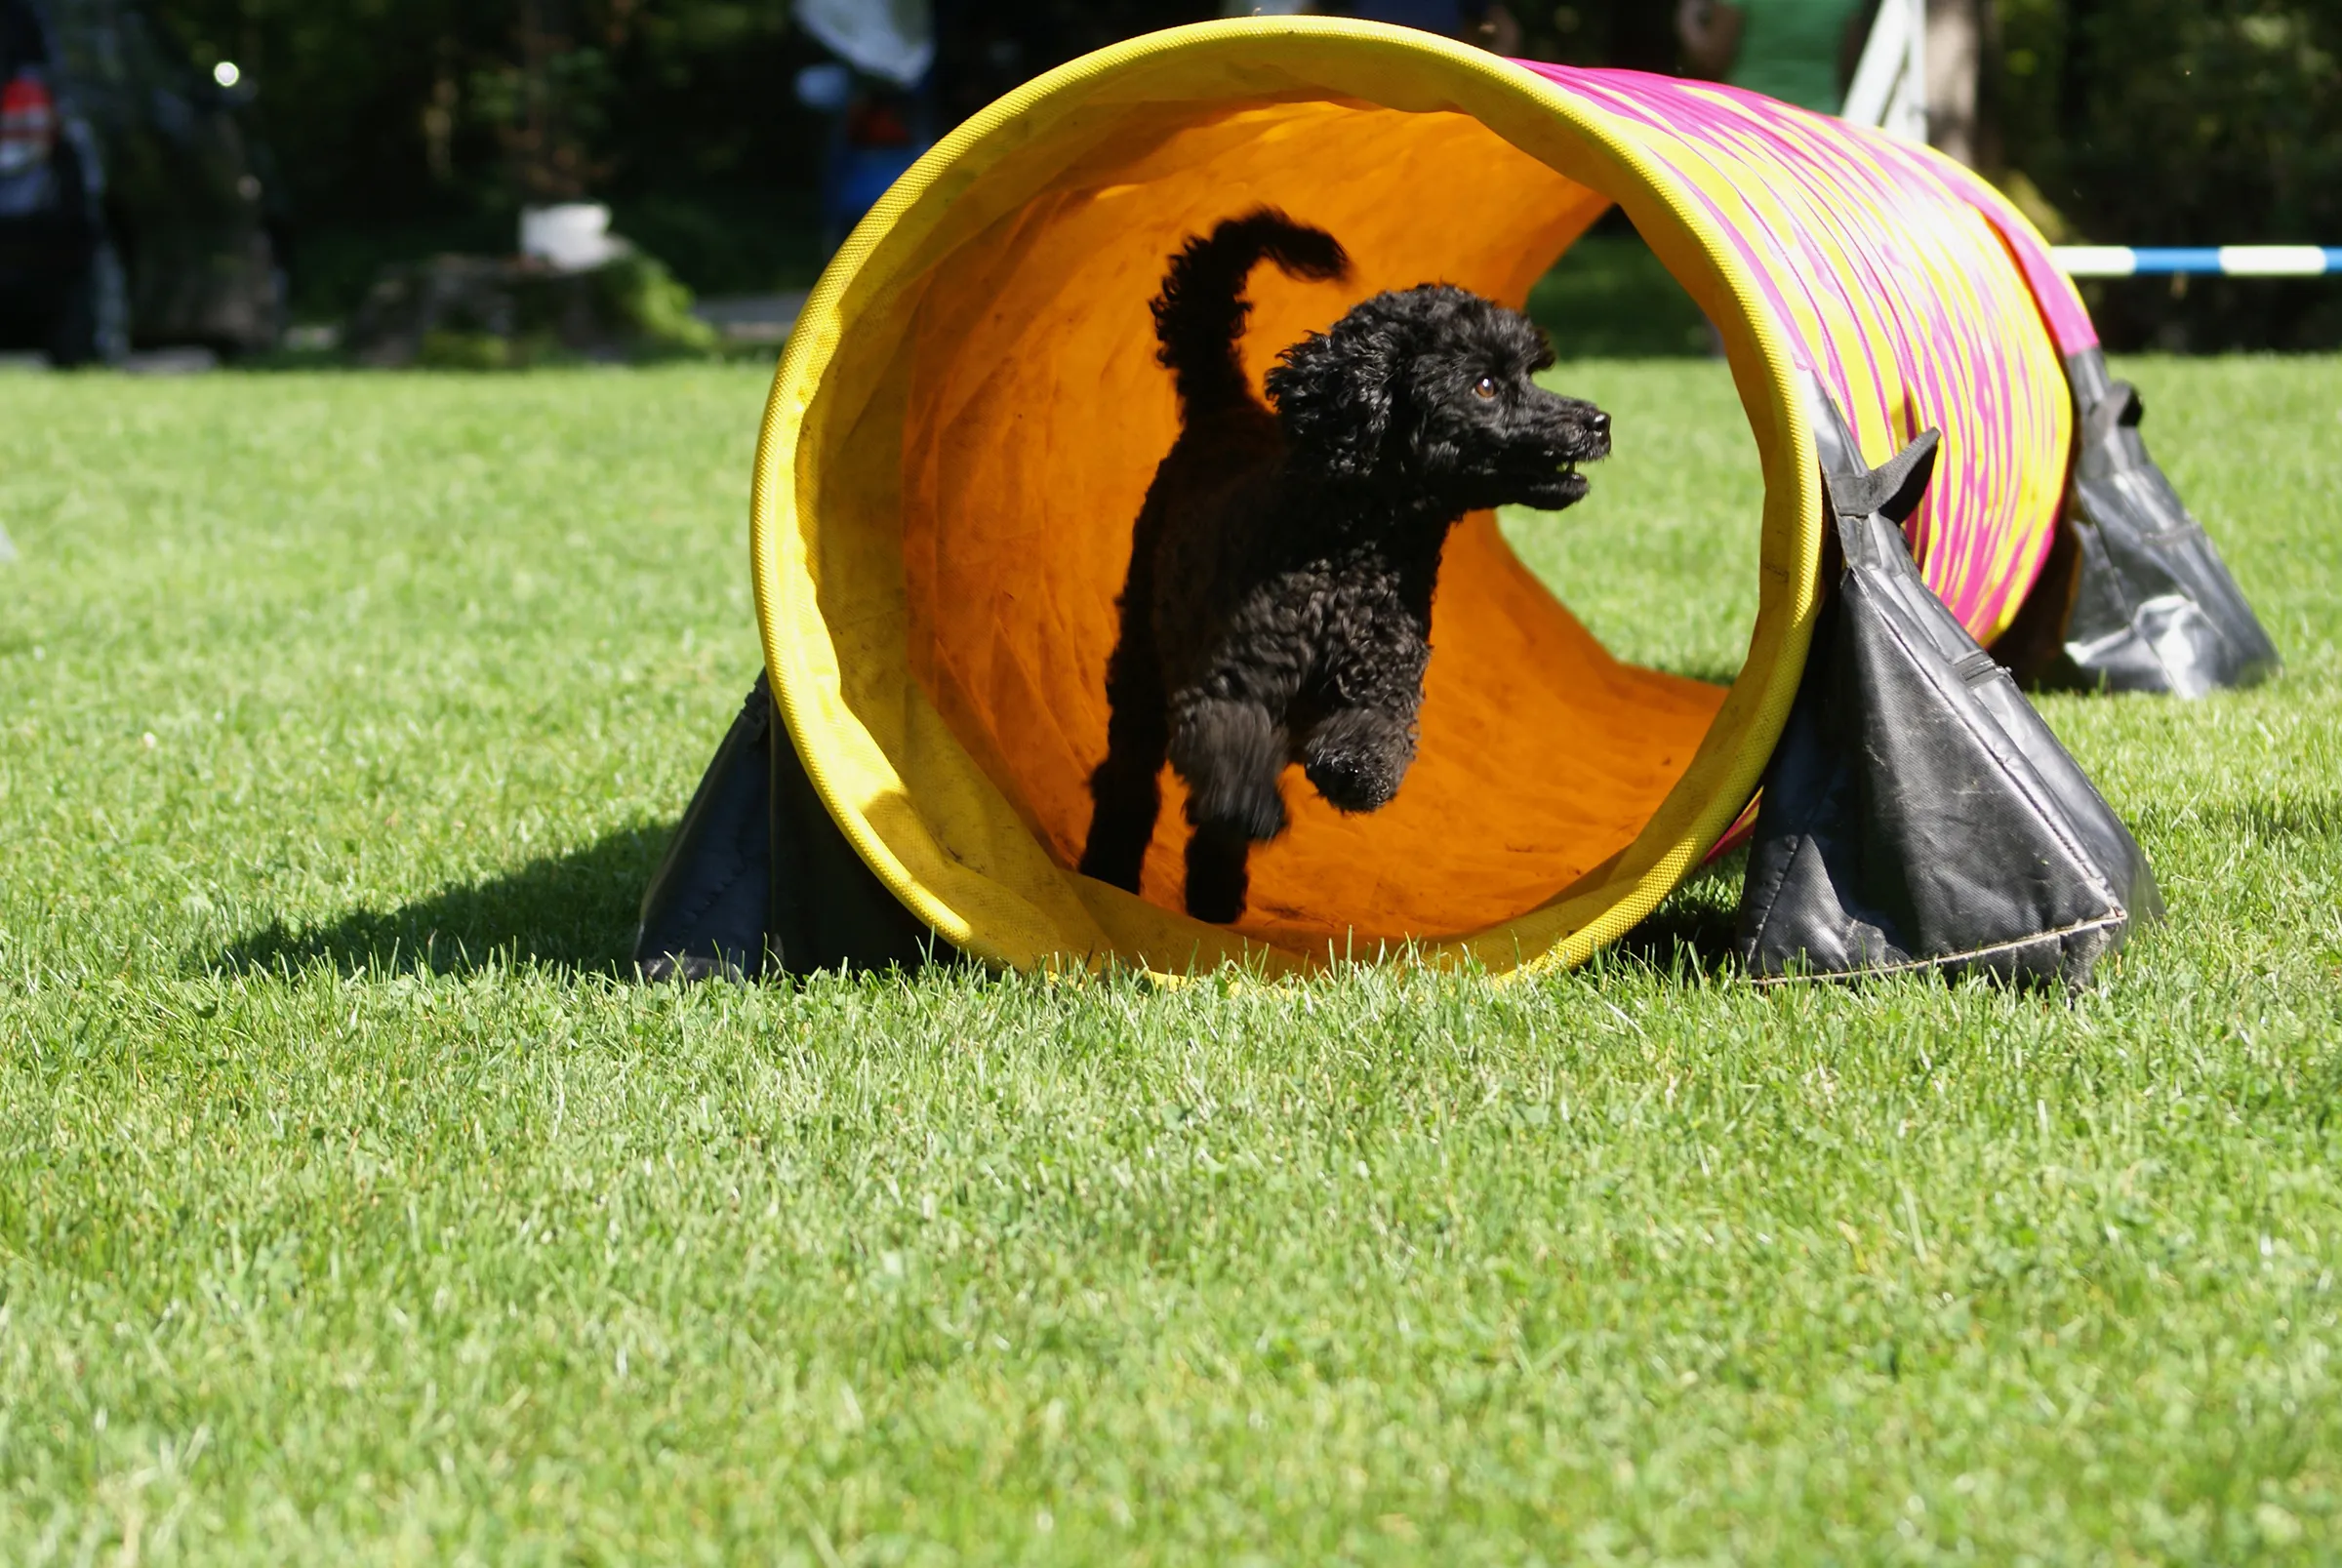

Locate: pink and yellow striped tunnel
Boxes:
[751,18,2089,976]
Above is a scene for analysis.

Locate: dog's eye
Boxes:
[1473,376,1499,400]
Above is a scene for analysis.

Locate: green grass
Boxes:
[2,357,2339,1564]
[1527,233,1716,361]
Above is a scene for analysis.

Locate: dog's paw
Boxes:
[1305,750,1402,814]
[1179,752,1289,841]
[1170,699,1290,842]
[1303,711,1414,814]
[1185,879,1247,924]
[1076,840,1146,894]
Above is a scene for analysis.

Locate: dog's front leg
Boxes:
[1168,696,1287,923]
[1303,595,1430,815]
[1170,697,1289,840]
[1300,704,1419,815]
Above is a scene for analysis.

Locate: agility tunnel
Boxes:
[692,18,2201,980]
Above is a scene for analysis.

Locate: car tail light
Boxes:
[0,73,58,176]
[844,98,914,150]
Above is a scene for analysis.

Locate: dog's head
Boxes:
[1266,284,1609,512]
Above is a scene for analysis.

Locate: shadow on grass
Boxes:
[201,824,1764,987]
[209,824,669,980]
[1603,853,1748,982]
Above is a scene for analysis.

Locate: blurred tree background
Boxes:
[1993,0,2342,348]
[140,0,2340,348]
[145,0,840,315]
[141,0,1222,317]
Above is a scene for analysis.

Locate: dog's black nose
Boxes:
[1590,411,1610,436]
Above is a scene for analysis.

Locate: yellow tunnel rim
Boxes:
[750,17,1824,977]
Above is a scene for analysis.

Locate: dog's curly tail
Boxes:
[1151,208,1350,416]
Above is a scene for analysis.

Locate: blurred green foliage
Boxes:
[1994,0,2342,348]
[144,0,829,308]
[134,0,2342,348]
[153,1,818,207]
[141,0,1215,315]
[1525,229,1715,359]
[589,251,722,356]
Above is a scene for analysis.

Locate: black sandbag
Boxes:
[762,680,937,977]
[1735,379,2160,988]
[633,672,934,981]
[1999,347,2279,697]
[634,679,775,982]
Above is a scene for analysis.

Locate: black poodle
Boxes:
[1078,208,1612,924]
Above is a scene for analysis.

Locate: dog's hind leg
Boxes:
[1079,584,1170,895]
[1183,821,1253,926]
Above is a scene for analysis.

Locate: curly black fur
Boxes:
[1079,208,1611,923]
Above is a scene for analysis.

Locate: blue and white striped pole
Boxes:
[2051,246,2342,278]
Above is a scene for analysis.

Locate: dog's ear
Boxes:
[1267,326,1393,480]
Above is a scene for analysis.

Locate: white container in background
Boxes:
[520,204,626,272]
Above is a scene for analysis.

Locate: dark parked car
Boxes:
[0,0,284,364]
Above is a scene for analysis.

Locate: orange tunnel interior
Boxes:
[884,101,1733,951]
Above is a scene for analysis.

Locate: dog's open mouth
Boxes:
[1514,458,1594,509]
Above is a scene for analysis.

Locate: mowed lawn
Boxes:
[2,357,2338,1565]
